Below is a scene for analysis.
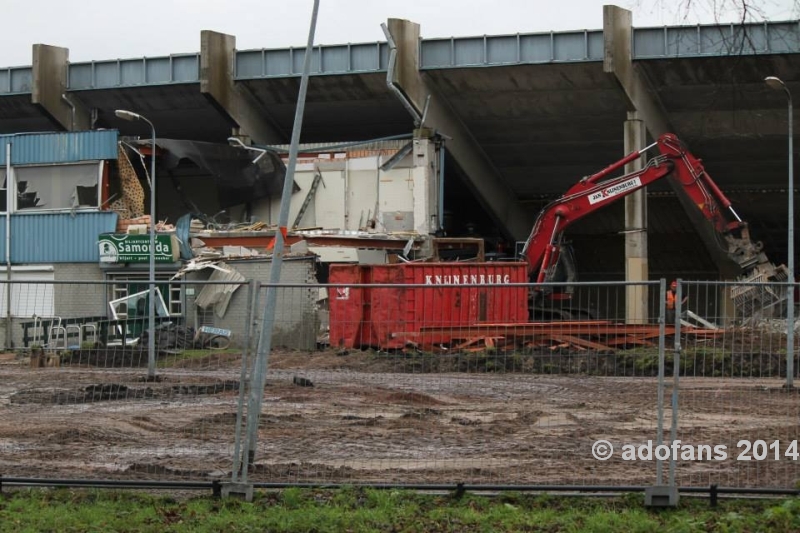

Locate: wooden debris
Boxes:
[548,334,614,353]
[392,320,726,355]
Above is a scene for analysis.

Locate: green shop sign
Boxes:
[98,233,179,263]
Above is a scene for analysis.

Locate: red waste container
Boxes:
[329,262,529,349]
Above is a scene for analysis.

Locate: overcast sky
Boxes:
[0,0,793,67]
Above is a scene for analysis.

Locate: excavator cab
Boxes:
[528,243,595,320]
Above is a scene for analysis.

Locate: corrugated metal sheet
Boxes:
[0,130,118,165]
[0,212,118,263]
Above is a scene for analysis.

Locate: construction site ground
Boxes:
[1,348,798,489]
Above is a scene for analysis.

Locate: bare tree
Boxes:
[632,0,799,25]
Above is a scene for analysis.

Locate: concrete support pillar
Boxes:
[200,31,284,144]
[624,112,648,324]
[604,5,736,278]
[603,7,669,137]
[31,44,90,131]
[386,18,531,242]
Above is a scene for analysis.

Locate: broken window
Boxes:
[108,288,170,320]
[108,274,183,317]
[0,169,6,213]
[14,162,101,211]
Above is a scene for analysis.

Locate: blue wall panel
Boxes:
[0,130,118,165]
[0,212,118,263]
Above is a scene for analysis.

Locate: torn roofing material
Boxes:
[129,138,296,208]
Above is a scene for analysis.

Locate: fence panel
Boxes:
[671,280,800,489]
[7,274,794,491]
[242,278,667,487]
[0,279,252,482]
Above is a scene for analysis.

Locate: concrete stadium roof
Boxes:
[1,16,798,274]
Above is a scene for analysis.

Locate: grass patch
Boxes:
[157,348,240,368]
[1,488,800,532]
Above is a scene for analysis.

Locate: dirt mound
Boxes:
[383,391,447,406]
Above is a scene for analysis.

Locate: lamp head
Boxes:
[115,109,142,122]
[765,76,787,92]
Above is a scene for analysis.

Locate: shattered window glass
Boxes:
[0,169,6,213]
[14,162,100,211]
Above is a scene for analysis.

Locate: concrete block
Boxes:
[645,485,679,507]
[221,482,254,501]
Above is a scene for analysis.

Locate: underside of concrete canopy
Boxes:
[0,6,797,282]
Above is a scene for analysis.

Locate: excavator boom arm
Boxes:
[523,133,753,283]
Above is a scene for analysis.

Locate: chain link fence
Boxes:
[0,279,253,481]
[670,280,800,489]
[1,276,797,491]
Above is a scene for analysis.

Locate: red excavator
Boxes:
[328,134,788,348]
[522,133,789,318]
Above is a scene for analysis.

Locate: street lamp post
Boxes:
[115,109,158,379]
[765,76,795,388]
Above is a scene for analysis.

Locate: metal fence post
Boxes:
[236,0,320,492]
[231,279,259,483]
[646,278,680,507]
[668,278,683,487]
[656,278,667,485]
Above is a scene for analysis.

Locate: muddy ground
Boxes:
[1,349,798,489]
